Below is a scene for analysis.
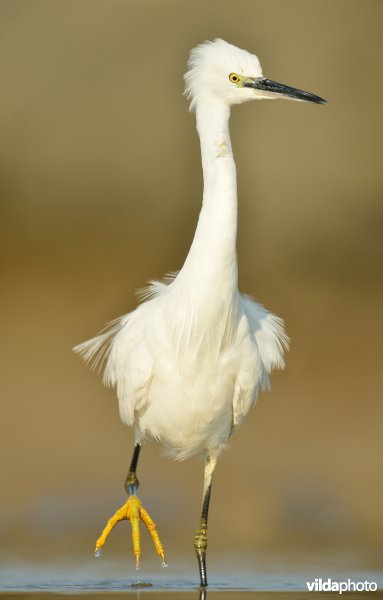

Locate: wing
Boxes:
[74,307,153,426]
[73,306,157,428]
[231,295,289,431]
[241,294,289,386]
[104,307,155,425]
[73,276,178,425]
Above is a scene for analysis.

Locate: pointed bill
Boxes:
[245,77,327,104]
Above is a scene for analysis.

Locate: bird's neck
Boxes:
[180,100,238,292]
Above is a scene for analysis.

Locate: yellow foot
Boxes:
[94,495,166,568]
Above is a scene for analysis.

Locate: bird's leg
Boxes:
[194,454,217,588]
[125,442,141,495]
[94,443,166,568]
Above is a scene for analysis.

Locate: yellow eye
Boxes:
[229,73,240,84]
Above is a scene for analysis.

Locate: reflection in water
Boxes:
[132,583,208,600]
[132,584,207,599]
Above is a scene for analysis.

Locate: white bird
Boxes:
[74,38,326,588]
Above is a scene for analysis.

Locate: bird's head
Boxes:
[184,39,327,111]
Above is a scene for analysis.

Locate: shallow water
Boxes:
[0,591,382,600]
[0,560,382,598]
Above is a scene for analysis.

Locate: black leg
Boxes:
[124,443,141,495]
[193,455,217,588]
[194,484,212,587]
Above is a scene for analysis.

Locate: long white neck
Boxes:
[178,99,238,294]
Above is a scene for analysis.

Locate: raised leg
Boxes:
[194,454,217,588]
[125,443,141,495]
[94,443,166,568]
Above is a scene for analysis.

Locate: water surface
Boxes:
[1,560,382,598]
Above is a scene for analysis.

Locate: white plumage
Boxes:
[74,39,326,586]
[74,39,290,461]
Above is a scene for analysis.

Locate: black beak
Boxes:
[245,77,327,105]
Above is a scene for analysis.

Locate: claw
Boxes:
[94,495,166,567]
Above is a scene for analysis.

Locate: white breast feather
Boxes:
[74,280,289,454]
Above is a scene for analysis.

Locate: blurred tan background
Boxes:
[1,0,382,574]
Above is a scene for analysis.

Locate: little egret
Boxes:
[74,38,326,587]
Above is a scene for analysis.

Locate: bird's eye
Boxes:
[229,73,240,84]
